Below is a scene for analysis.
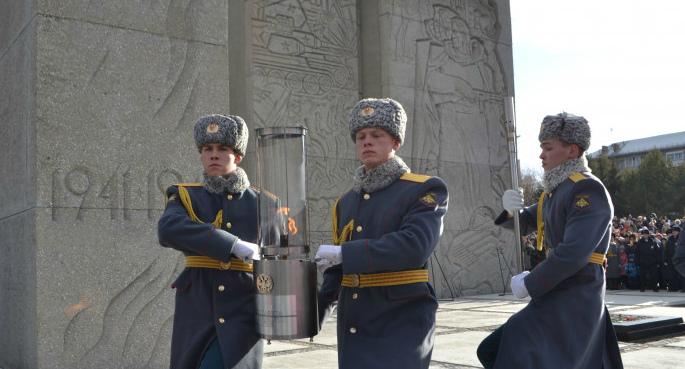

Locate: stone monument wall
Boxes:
[0,1,515,368]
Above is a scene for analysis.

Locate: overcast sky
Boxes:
[510,0,685,173]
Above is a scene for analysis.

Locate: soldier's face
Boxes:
[355,128,400,170]
[539,138,580,172]
[200,143,242,176]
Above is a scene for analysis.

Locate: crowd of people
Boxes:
[607,214,685,292]
[524,213,685,292]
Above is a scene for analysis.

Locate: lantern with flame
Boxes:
[254,127,318,340]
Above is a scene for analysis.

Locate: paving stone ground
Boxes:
[262,290,685,369]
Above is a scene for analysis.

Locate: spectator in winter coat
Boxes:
[635,227,661,292]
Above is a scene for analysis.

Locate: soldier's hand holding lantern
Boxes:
[233,240,261,262]
[314,244,342,272]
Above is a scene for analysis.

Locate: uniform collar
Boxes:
[352,156,410,193]
[203,167,250,194]
[542,156,590,193]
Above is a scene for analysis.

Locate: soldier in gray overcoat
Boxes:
[158,114,263,369]
[315,98,449,369]
[476,113,623,369]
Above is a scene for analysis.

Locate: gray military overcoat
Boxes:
[158,184,263,369]
[318,173,448,369]
[493,171,623,369]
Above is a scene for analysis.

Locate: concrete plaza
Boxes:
[262,290,685,369]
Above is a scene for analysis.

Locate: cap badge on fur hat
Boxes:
[206,122,220,134]
[360,106,375,118]
[348,98,407,143]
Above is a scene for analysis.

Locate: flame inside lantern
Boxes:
[277,207,298,235]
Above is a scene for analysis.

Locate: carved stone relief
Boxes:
[251,0,360,243]
[251,0,358,153]
[383,0,516,296]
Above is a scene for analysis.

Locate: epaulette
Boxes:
[568,172,588,183]
[400,172,431,183]
[174,182,203,187]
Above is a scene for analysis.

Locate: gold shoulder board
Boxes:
[400,173,431,183]
[174,182,203,187]
[568,172,588,183]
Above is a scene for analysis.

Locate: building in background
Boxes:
[589,131,685,170]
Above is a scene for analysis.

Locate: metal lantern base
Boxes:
[254,259,319,340]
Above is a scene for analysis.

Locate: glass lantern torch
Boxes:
[254,126,318,340]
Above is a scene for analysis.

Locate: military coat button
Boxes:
[363,193,370,200]
[352,293,358,300]
[227,194,233,200]
[349,327,357,334]
[356,225,363,232]
[218,317,225,324]
[226,222,232,229]
[218,285,225,292]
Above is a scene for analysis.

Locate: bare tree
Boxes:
[520,167,543,205]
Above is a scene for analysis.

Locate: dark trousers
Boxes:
[607,278,621,290]
[477,325,504,369]
[672,269,685,292]
[639,264,659,291]
[663,265,683,291]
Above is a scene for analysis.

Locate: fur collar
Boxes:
[352,156,410,193]
[203,167,250,194]
[542,156,591,192]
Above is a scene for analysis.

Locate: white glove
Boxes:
[510,271,530,299]
[232,240,261,262]
[314,244,342,272]
[502,188,524,215]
